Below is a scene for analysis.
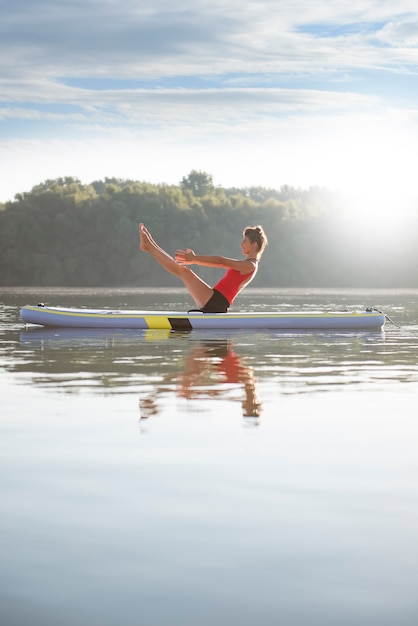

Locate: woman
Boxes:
[138,222,268,313]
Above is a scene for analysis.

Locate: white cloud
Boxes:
[1,1,418,208]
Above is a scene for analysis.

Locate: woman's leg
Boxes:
[139,224,214,308]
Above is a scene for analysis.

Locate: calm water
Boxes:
[1,287,418,626]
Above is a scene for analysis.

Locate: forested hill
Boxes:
[0,172,417,287]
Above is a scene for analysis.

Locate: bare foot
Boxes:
[138,223,151,252]
[142,223,158,247]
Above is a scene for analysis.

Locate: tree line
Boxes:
[0,172,417,287]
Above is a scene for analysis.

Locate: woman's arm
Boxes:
[175,249,256,273]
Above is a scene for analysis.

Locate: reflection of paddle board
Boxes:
[20,304,385,330]
[19,327,172,346]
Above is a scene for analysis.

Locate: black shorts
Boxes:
[189,289,230,314]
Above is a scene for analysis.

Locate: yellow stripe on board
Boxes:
[144,315,173,329]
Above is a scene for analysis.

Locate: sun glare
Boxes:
[318,119,417,225]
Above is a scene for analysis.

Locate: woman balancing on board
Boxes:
[138,223,268,313]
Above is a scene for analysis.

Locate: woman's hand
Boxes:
[175,248,196,264]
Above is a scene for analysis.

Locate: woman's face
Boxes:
[240,235,256,255]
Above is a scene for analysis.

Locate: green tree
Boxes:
[180,170,215,197]
[1,174,417,288]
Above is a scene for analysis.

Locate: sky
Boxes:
[1,0,418,218]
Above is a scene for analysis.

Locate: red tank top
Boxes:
[213,264,257,304]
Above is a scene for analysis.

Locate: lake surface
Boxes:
[1,287,418,626]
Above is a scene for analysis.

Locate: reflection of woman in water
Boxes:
[139,340,261,420]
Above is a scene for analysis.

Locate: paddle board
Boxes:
[20,304,386,331]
